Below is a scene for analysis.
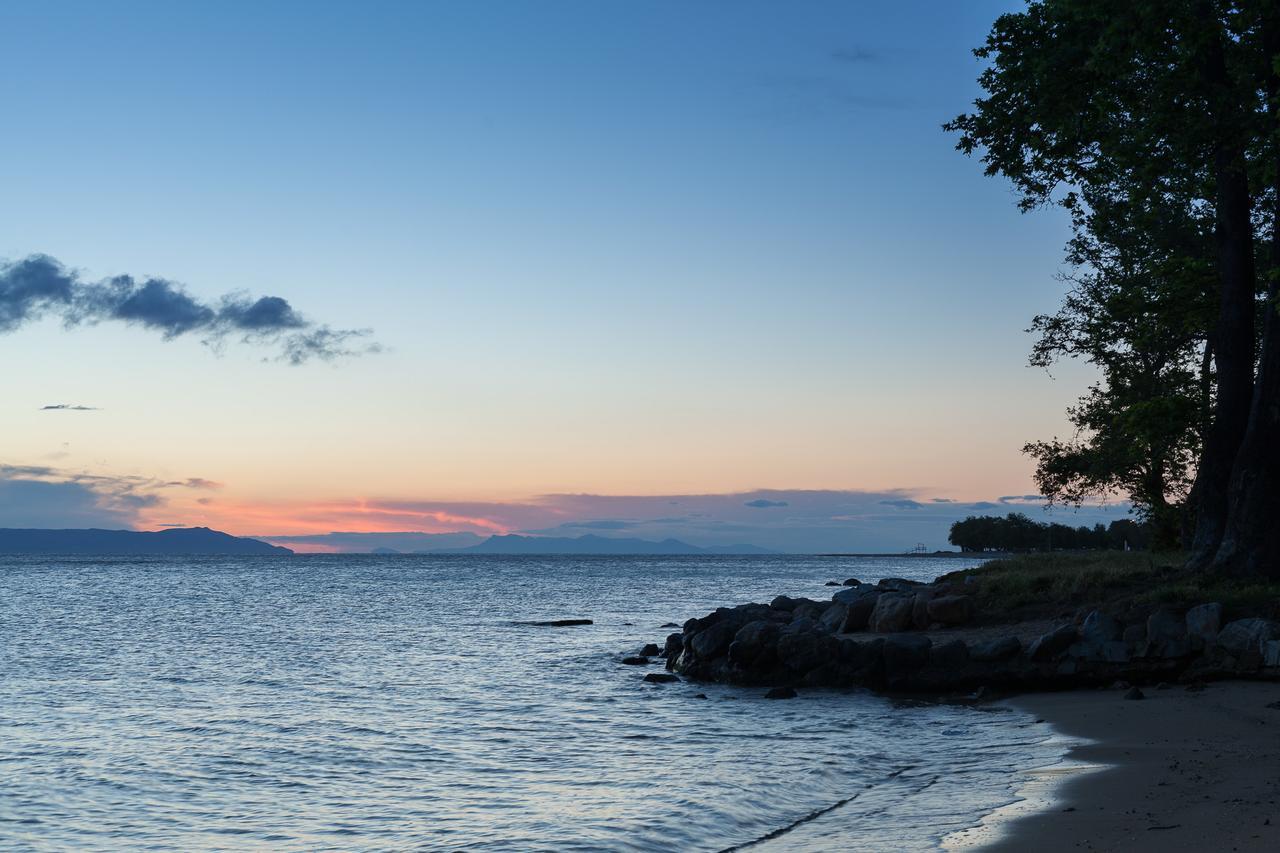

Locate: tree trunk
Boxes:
[1211,11,1280,579]
[1187,11,1257,568]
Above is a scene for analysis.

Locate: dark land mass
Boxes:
[0,527,292,555]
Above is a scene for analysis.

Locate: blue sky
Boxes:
[0,1,1115,550]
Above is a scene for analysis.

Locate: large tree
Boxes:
[947,0,1280,576]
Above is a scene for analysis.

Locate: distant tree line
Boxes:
[948,512,1150,553]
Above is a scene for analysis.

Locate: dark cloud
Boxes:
[0,253,377,363]
[879,499,924,510]
[165,478,223,490]
[931,498,956,503]
[745,499,789,508]
[831,46,878,64]
[998,494,1046,505]
[559,520,637,530]
[0,463,224,529]
[41,404,99,411]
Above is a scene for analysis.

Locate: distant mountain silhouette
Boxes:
[453,534,777,555]
[0,527,292,555]
[260,531,486,553]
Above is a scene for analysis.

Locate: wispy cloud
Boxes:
[40,403,99,411]
[1,253,378,363]
[745,499,789,508]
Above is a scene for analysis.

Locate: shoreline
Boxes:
[953,681,1280,851]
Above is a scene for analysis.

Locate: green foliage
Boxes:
[941,550,1280,617]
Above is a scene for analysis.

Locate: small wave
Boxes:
[716,766,915,852]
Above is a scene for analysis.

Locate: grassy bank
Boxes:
[938,551,1280,623]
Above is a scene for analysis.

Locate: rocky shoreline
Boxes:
[645,575,1280,696]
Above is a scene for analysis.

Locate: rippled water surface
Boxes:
[0,554,1059,851]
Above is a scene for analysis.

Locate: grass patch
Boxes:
[937,551,1279,621]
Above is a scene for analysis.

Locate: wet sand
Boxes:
[951,681,1280,851]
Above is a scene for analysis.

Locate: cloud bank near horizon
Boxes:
[195,489,1133,553]
[0,467,1135,552]
[0,254,378,363]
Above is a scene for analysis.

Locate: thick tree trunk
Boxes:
[1187,13,1257,568]
[1211,13,1280,579]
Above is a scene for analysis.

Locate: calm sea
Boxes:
[0,554,1060,851]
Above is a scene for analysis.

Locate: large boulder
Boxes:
[970,636,1021,662]
[818,602,849,633]
[1216,618,1280,656]
[877,577,924,593]
[728,620,781,668]
[661,632,683,659]
[840,592,882,632]
[832,586,875,606]
[689,620,737,660]
[868,593,915,633]
[883,634,932,675]
[911,588,937,630]
[930,638,969,669]
[793,602,830,623]
[1080,610,1123,644]
[927,595,975,627]
[770,595,803,612]
[1028,624,1078,662]
[1185,603,1223,647]
[776,630,837,675]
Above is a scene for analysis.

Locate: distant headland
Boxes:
[0,527,292,556]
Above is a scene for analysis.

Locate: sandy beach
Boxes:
[955,681,1280,852]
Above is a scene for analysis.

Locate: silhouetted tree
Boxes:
[947,0,1280,576]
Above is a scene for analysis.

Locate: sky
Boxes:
[0,1,1119,551]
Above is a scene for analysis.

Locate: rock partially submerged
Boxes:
[516,619,593,627]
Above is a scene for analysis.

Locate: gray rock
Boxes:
[825,581,842,586]
[661,632,683,659]
[818,602,849,634]
[639,643,661,657]
[1028,624,1078,662]
[728,620,781,667]
[689,620,736,659]
[776,630,836,674]
[832,586,876,606]
[1147,609,1186,645]
[793,602,829,623]
[877,577,924,593]
[868,593,915,633]
[1080,610,1123,644]
[765,686,797,699]
[842,578,862,586]
[1100,640,1131,663]
[621,656,650,665]
[643,673,679,683]
[840,592,881,632]
[883,634,932,673]
[970,636,1021,662]
[1217,618,1280,655]
[1185,603,1223,646]
[1124,686,1145,700]
[927,595,975,626]
[911,589,936,630]
[784,616,818,635]
[1265,640,1280,668]
[930,638,969,669]
[770,595,802,612]
[1122,623,1146,646]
